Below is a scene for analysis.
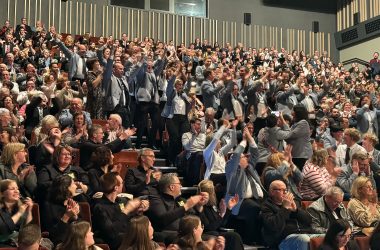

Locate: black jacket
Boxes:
[260,197,313,248]
[124,165,159,197]
[92,195,133,249]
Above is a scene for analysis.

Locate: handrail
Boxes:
[341,57,369,67]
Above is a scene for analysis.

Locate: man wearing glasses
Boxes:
[337,152,377,196]
[307,186,358,234]
[261,180,319,250]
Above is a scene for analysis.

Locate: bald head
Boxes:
[269,180,286,192]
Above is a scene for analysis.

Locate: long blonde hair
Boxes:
[197,180,217,207]
[0,143,25,166]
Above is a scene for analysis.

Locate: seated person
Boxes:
[104,114,129,145]
[0,142,37,198]
[0,179,34,247]
[146,173,208,243]
[337,152,377,196]
[318,219,359,250]
[181,118,206,186]
[197,180,244,250]
[347,176,380,235]
[58,98,91,128]
[41,175,85,245]
[61,112,88,145]
[34,126,62,171]
[88,146,118,195]
[56,221,101,250]
[175,215,225,250]
[224,127,264,244]
[299,149,336,201]
[73,124,135,168]
[37,145,90,201]
[118,216,162,250]
[260,180,319,250]
[92,172,149,249]
[261,146,303,201]
[371,222,380,250]
[307,186,356,234]
[18,224,43,250]
[124,148,162,197]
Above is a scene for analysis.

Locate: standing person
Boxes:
[161,77,191,165]
[278,105,313,170]
[54,34,88,83]
[102,56,131,128]
[86,57,105,119]
[135,57,166,149]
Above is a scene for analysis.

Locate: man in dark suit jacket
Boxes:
[72,124,135,169]
[15,18,33,37]
[24,93,50,139]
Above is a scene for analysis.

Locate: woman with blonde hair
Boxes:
[299,149,335,200]
[118,215,161,250]
[197,180,243,249]
[0,143,36,198]
[56,221,101,250]
[32,114,59,145]
[261,145,303,200]
[0,179,34,247]
[347,176,380,235]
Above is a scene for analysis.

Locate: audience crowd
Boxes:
[1,17,380,250]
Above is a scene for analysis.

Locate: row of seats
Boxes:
[26,203,110,250]
[310,236,369,250]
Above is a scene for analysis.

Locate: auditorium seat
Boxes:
[309,237,324,250]
[78,202,92,225]
[92,119,108,128]
[31,203,41,227]
[355,236,369,250]
[113,150,139,179]
[96,244,110,250]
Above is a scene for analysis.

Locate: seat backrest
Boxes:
[309,237,324,250]
[92,119,108,128]
[96,244,110,250]
[31,203,41,227]
[78,202,92,225]
[71,148,80,167]
[355,236,370,250]
[113,151,139,180]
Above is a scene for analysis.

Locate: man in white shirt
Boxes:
[335,128,366,168]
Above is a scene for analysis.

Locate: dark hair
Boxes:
[203,69,213,79]
[85,58,99,71]
[90,146,112,168]
[266,114,278,128]
[358,94,373,109]
[293,104,309,122]
[322,219,351,249]
[100,172,121,194]
[48,175,74,204]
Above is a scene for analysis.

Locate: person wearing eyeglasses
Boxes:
[336,152,377,197]
[318,219,359,250]
[347,176,380,235]
[307,186,358,235]
[261,180,319,250]
[124,148,161,197]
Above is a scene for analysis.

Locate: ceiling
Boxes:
[263,0,338,14]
